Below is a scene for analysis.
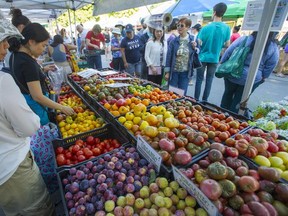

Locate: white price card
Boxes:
[169,86,184,96]
[97,70,119,76]
[77,69,98,79]
[172,166,218,216]
[110,77,133,81]
[103,83,131,88]
[137,136,162,173]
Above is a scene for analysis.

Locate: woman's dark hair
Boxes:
[50,35,64,47]
[152,27,165,46]
[167,18,179,31]
[10,8,30,28]
[9,23,50,52]
[234,25,241,32]
[250,31,278,54]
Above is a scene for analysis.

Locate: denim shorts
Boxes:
[126,61,142,77]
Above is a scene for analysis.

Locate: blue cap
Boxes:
[125,24,134,32]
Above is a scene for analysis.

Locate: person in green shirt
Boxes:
[194,2,230,101]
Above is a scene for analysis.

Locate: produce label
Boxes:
[168,86,184,96]
[137,136,162,173]
[172,166,218,216]
[97,70,119,76]
[110,77,133,81]
[103,83,132,88]
[77,69,98,78]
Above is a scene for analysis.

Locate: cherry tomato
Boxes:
[72,144,81,153]
[75,139,84,147]
[65,151,72,159]
[86,136,94,145]
[76,150,84,156]
[92,148,101,156]
[77,155,86,162]
[56,147,64,154]
[56,154,66,166]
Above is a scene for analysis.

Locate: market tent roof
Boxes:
[93,0,173,16]
[0,0,93,10]
[203,0,248,19]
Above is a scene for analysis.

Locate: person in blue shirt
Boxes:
[120,24,142,77]
[194,2,230,101]
[111,28,124,71]
[220,32,279,113]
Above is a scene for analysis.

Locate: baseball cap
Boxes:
[125,24,134,33]
[112,27,121,35]
[192,24,202,31]
[0,13,23,42]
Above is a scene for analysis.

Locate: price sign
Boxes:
[169,86,184,96]
[172,166,218,216]
[97,70,119,76]
[110,77,133,81]
[77,69,98,79]
[137,136,162,173]
[103,83,131,88]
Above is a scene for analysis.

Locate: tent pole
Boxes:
[68,9,73,40]
[238,0,279,115]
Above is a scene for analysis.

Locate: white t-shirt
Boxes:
[80,29,89,42]
[0,72,40,185]
[145,40,167,67]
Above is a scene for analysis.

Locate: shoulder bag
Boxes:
[215,36,250,79]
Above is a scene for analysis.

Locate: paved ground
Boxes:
[186,72,288,112]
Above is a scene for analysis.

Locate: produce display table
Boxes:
[50,68,288,216]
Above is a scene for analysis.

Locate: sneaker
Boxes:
[189,80,193,85]
[275,73,285,77]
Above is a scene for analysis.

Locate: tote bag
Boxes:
[215,36,250,79]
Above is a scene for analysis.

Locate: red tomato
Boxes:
[92,147,101,156]
[94,137,100,144]
[71,155,78,161]
[72,144,81,153]
[114,143,120,148]
[86,136,94,145]
[56,154,66,166]
[75,139,84,147]
[108,147,114,151]
[77,155,86,162]
[56,147,64,154]
[225,147,239,158]
[83,148,93,158]
[76,150,84,156]
[65,151,72,159]
[66,159,72,165]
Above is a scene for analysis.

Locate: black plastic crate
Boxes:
[53,124,129,171]
[56,145,161,216]
[200,101,251,122]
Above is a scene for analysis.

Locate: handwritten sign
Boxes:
[172,166,218,216]
[169,86,184,96]
[137,136,162,173]
[77,69,98,79]
[110,77,133,81]
[97,70,119,76]
[103,83,131,88]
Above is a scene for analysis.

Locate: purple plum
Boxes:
[97,174,106,184]
[69,207,76,215]
[75,204,86,215]
[115,161,123,170]
[98,183,108,192]
[62,178,69,185]
[134,180,142,191]
[116,181,124,190]
[126,183,135,193]
[128,170,136,177]
[86,187,95,197]
[107,170,114,178]
[95,201,104,211]
[120,168,127,175]
[98,158,105,165]
[106,178,113,188]
[69,167,77,175]
[65,192,73,200]
[138,167,147,176]
[118,173,126,182]
[139,159,148,167]
[111,156,118,163]
[79,179,89,191]
[106,161,115,170]
[123,161,131,170]
[70,182,79,194]
[127,176,134,183]
[76,170,85,180]
[104,154,111,161]
[82,167,89,174]
[114,206,124,216]
[67,199,75,209]
[88,179,96,187]
[85,202,95,214]
[95,210,106,216]
[141,176,149,186]
[134,175,140,181]
[104,190,114,201]
[86,161,93,169]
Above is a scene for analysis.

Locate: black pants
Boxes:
[112,57,124,72]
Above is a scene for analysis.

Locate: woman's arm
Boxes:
[65,43,77,50]
[86,38,99,49]
[27,81,74,115]
[144,41,153,67]
[2,74,40,137]
[262,44,280,79]
[47,46,52,57]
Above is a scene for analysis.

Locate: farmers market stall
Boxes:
[45,65,288,215]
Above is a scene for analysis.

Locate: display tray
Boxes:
[56,145,160,216]
[173,150,288,216]
[53,123,129,171]
[56,87,107,141]
[200,101,252,122]
[84,49,105,57]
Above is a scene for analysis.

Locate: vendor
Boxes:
[9,23,74,125]
[85,24,106,69]
[0,12,55,215]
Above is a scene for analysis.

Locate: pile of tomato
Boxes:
[55,136,121,166]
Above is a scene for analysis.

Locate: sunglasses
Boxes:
[177,24,185,28]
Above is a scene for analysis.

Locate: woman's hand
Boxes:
[191,41,197,49]
[150,66,157,75]
[124,62,129,69]
[94,45,100,49]
[165,72,169,81]
[43,64,57,72]
[61,106,75,116]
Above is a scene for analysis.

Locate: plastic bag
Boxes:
[48,67,64,95]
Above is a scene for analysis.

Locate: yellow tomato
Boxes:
[139,121,149,130]
[118,116,127,124]
[133,117,142,125]
[125,112,135,121]
[124,121,133,130]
